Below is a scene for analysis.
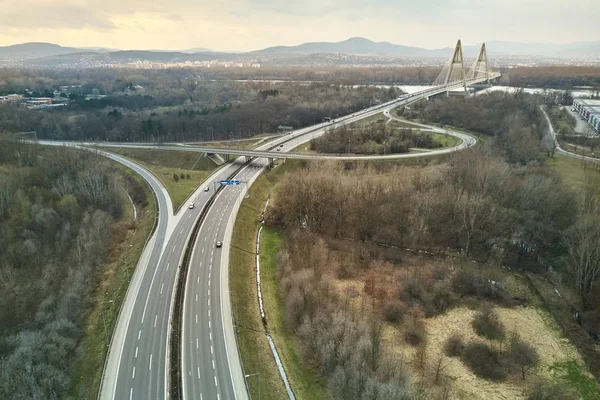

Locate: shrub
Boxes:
[173,173,179,182]
[402,276,426,302]
[461,342,507,381]
[186,173,191,179]
[405,317,426,346]
[428,282,457,316]
[180,172,185,179]
[452,268,511,305]
[444,333,465,357]
[383,299,406,323]
[472,306,505,340]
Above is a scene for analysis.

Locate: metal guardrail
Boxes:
[169,158,253,400]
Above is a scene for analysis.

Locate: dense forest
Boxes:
[1,66,597,91]
[311,124,442,154]
[1,66,597,143]
[404,91,551,164]
[263,92,600,398]
[0,70,400,142]
[265,152,596,398]
[0,140,145,399]
[499,66,600,88]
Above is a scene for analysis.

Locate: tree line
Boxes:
[0,80,400,142]
[0,139,145,399]
[405,91,550,164]
[499,66,600,88]
[311,124,442,155]
[265,151,596,397]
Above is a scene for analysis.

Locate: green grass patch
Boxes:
[546,154,600,194]
[549,361,600,400]
[190,138,267,149]
[348,112,387,127]
[108,147,222,212]
[67,164,156,400]
[560,142,600,159]
[290,142,315,153]
[430,131,461,147]
[230,159,324,400]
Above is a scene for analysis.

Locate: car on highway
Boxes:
[204,186,210,192]
[279,144,284,147]
[216,241,223,248]
[276,148,281,151]
[188,202,194,209]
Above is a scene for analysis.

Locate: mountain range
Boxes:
[251,37,600,59]
[0,37,598,66]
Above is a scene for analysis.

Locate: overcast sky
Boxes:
[1,0,598,51]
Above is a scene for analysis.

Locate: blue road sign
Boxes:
[219,180,241,185]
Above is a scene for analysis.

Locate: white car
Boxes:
[216,241,223,248]
[188,203,194,209]
[204,186,210,192]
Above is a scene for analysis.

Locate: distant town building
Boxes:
[572,99,600,133]
[0,94,25,103]
[85,94,107,100]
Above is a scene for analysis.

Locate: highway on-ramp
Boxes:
[34,76,493,400]
[178,83,488,400]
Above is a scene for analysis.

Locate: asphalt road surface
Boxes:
[35,74,496,400]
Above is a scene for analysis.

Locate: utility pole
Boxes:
[245,373,260,400]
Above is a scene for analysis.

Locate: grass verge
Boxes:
[260,226,327,400]
[190,138,268,149]
[549,361,600,400]
[230,159,325,400]
[546,154,600,194]
[559,142,600,159]
[108,147,221,212]
[348,112,386,127]
[67,163,156,399]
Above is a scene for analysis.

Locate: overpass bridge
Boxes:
[25,40,501,400]
[87,41,499,163]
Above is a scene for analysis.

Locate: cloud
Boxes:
[0,4,116,30]
[0,0,598,51]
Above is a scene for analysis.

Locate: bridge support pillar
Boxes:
[268,157,274,168]
[225,154,230,162]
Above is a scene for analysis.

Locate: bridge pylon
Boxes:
[466,43,490,84]
[433,39,467,93]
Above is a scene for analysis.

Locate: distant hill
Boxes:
[182,47,216,53]
[1,38,598,68]
[250,37,451,58]
[0,42,89,60]
[251,37,600,59]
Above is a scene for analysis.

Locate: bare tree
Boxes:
[566,219,600,306]
[509,333,539,380]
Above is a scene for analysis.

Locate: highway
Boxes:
[36,141,181,400]
[96,157,258,400]
[34,75,495,400]
[182,163,264,400]
[178,80,491,400]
